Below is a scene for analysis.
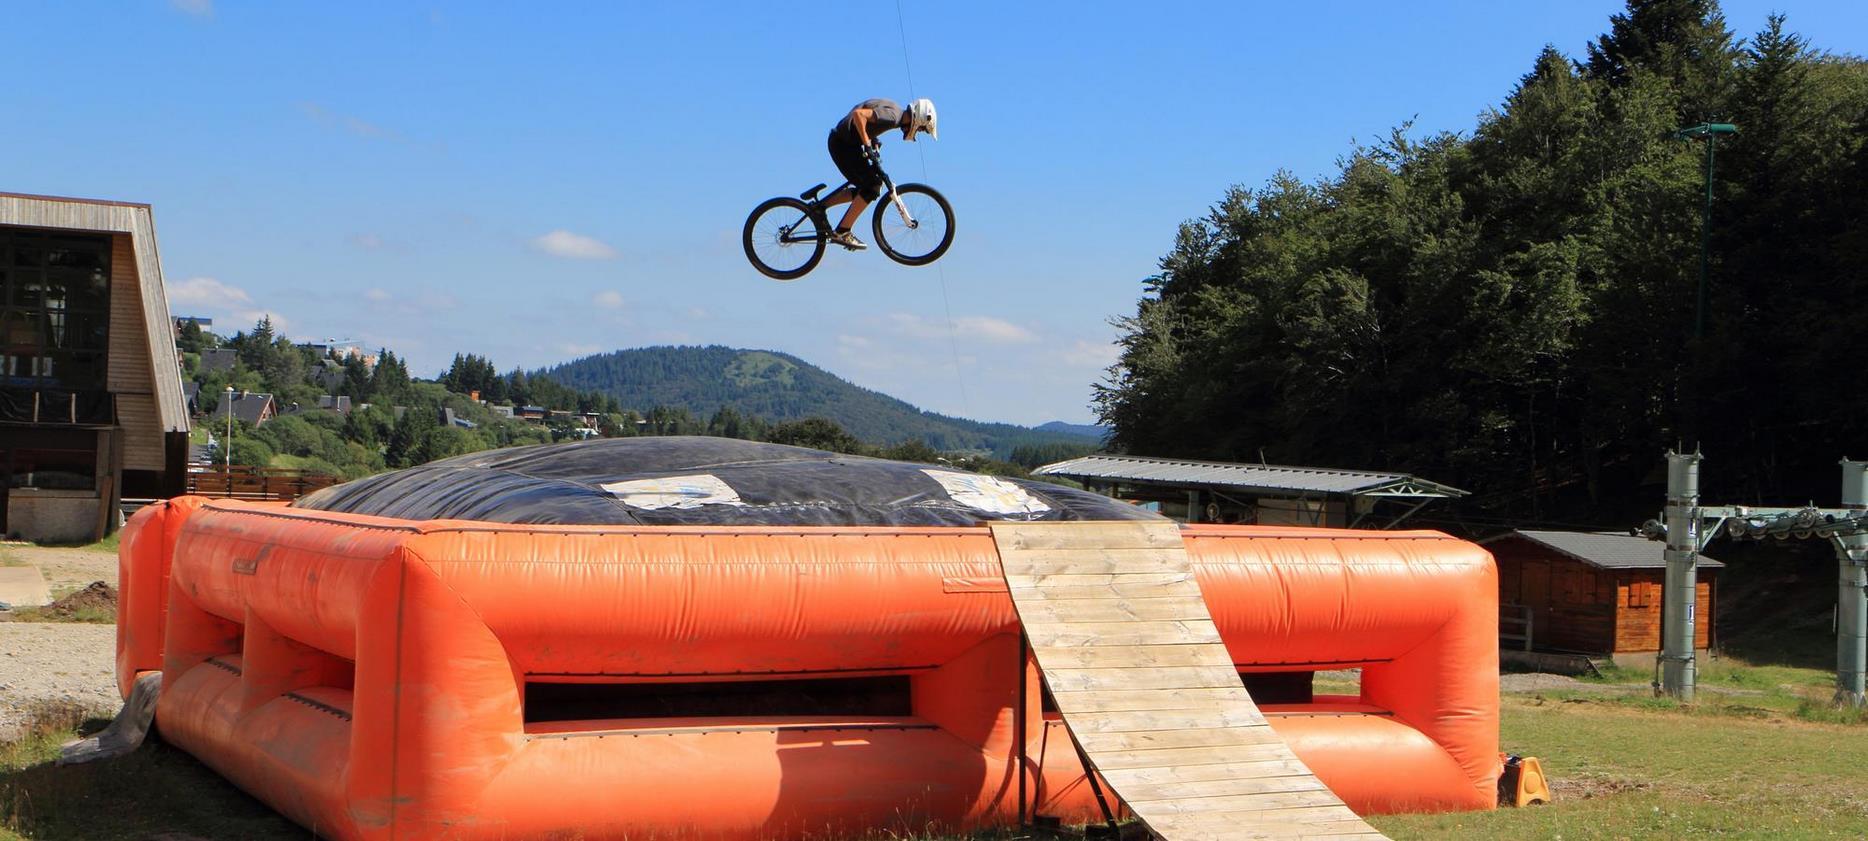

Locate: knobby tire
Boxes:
[872,183,954,267]
[744,196,826,281]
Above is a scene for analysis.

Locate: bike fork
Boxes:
[882,178,917,229]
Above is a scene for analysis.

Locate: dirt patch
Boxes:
[37,581,117,621]
[1501,673,1610,693]
[1550,773,1657,800]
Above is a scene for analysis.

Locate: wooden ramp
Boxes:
[991,522,1386,841]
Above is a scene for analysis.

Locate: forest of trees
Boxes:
[178,322,1088,481]
[1095,1,1868,526]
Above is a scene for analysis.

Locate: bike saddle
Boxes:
[799,183,827,202]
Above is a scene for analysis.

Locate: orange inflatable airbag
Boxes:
[115,500,1498,839]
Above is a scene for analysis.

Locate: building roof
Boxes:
[228,392,274,426]
[1033,453,1468,498]
[1494,530,1725,570]
[198,348,238,373]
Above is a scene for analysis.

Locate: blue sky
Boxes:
[6,1,1863,426]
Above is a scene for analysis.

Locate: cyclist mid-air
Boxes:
[740,97,952,280]
[822,97,938,251]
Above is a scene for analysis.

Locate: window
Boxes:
[0,227,111,415]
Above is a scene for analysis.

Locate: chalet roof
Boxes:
[1033,453,1466,498]
[199,348,238,373]
[1495,530,1725,570]
[228,392,274,426]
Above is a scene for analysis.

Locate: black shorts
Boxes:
[827,129,884,202]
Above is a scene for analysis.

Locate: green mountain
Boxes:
[539,345,1101,457]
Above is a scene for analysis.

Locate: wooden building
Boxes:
[1487,530,1722,666]
[1,193,189,542]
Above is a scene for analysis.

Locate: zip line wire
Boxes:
[894,0,973,422]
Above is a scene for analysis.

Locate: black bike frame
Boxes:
[777,172,909,245]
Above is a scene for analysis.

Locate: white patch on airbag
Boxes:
[601,474,746,510]
[921,469,1052,516]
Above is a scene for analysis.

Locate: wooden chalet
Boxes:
[1487,529,1722,667]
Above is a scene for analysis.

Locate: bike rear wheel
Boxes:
[872,183,954,267]
[744,197,826,280]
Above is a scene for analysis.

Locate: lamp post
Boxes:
[223,386,234,471]
[1671,122,1737,340]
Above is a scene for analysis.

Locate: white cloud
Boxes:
[1057,340,1120,369]
[170,0,212,17]
[685,306,711,320]
[363,288,392,302]
[299,102,412,144]
[350,233,395,251]
[531,230,619,261]
[837,334,872,349]
[168,276,252,308]
[165,276,289,334]
[592,290,625,309]
[557,343,605,358]
[886,312,1038,344]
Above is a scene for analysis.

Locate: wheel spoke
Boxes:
[750,208,820,275]
[878,191,950,261]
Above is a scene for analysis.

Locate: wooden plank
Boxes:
[1031,643,1234,670]
[994,522,1185,551]
[1160,819,1383,841]
[1161,805,1365,825]
[1113,773,1328,803]
[1099,759,1321,786]
[1022,620,1224,648]
[1012,596,1214,624]
[1064,708,1270,734]
[1001,557,1196,575]
[1007,580,1201,600]
[1125,787,1350,814]
[1003,546,1197,564]
[1075,726,1285,753]
[1004,572,1192,588]
[1043,665,1244,692]
[1088,743,1296,770]
[1047,686,1252,712]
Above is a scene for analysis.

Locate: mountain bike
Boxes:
[742,163,955,281]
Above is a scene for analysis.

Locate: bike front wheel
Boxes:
[872,183,954,267]
[744,196,826,281]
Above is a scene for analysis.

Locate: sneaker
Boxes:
[829,229,868,251]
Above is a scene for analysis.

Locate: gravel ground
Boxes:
[0,621,119,742]
[0,543,123,742]
[11,544,119,593]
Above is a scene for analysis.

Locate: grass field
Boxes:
[5,667,1866,840]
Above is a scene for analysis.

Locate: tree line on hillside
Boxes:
[540,345,1104,458]
[179,323,1094,480]
[1095,0,1868,526]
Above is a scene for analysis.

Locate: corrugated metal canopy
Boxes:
[1498,530,1725,570]
[1033,454,1467,498]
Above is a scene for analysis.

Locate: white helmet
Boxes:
[906,98,938,140]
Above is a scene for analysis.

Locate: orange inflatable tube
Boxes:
[116,498,1497,839]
